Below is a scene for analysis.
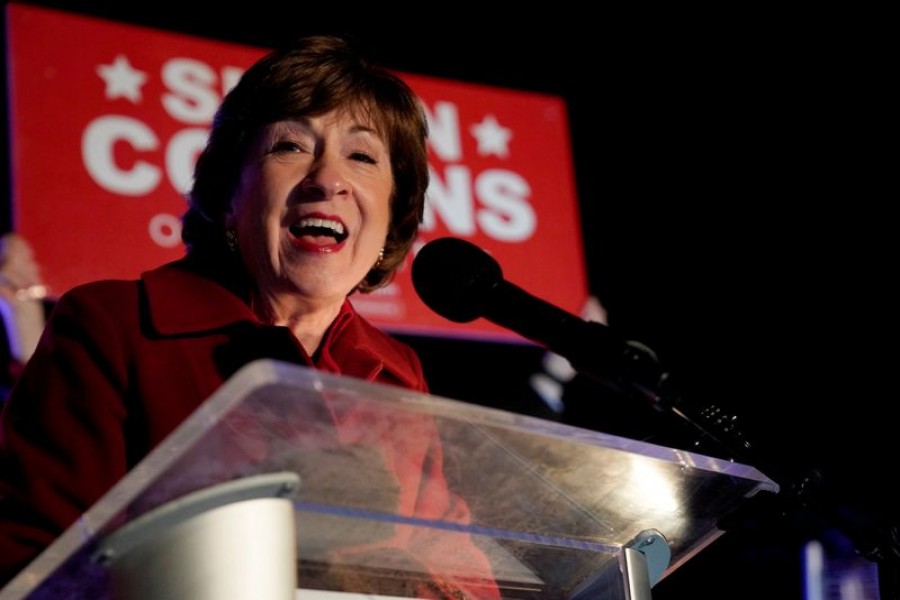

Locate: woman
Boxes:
[0,36,499,598]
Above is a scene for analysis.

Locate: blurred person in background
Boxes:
[0,233,50,401]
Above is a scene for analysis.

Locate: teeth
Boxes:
[296,217,344,235]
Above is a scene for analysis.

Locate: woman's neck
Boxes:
[251,292,344,358]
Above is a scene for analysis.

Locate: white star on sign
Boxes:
[96,55,148,103]
[470,114,512,158]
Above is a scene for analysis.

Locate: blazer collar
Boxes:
[142,260,257,335]
[141,259,421,389]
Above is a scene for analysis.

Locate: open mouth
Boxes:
[289,217,349,244]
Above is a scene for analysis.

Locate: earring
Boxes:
[225,229,237,253]
[375,247,385,267]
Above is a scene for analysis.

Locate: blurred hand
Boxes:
[0,234,47,302]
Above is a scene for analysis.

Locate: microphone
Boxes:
[411,237,665,394]
[411,237,775,468]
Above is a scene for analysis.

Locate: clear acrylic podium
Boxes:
[0,359,779,599]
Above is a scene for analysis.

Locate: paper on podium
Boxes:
[0,359,778,599]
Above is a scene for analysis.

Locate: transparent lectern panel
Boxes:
[1,359,778,600]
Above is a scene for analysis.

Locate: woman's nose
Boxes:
[298,155,349,200]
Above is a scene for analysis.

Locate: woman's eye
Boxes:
[270,140,305,154]
[349,151,377,164]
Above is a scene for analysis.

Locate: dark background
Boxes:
[2,2,894,598]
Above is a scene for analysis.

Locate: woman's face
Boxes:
[227,109,393,309]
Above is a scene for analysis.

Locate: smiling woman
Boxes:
[0,35,500,599]
[223,112,395,350]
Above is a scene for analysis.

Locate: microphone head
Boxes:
[411,237,503,323]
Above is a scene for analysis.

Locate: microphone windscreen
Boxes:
[411,237,503,323]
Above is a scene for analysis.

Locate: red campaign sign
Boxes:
[5,3,588,343]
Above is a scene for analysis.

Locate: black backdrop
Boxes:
[1,2,894,598]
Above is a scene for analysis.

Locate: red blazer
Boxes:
[0,258,499,598]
